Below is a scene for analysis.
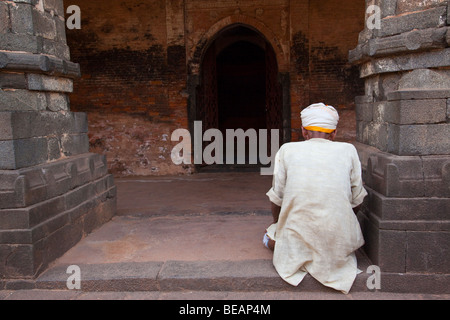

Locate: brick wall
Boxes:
[66,0,364,175]
[309,0,365,108]
[290,0,365,141]
[66,0,189,175]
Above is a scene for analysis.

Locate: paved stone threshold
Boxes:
[28,254,449,295]
[2,213,373,294]
[31,257,372,293]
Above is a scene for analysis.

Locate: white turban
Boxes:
[301,103,339,133]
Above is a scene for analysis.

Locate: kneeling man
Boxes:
[264,103,367,294]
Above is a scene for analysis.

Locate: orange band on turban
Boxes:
[304,126,335,134]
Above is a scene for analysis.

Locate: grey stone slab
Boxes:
[28,194,66,228]
[0,133,86,170]
[364,151,424,197]
[33,257,371,293]
[385,99,447,124]
[9,1,34,35]
[0,137,48,170]
[353,141,380,169]
[0,172,24,209]
[72,112,88,134]
[0,33,41,53]
[355,101,373,122]
[397,0,446,15]
[0,89,46,111]
[365,121,389,151]
[0,110,89,141]
[60,133,89,156]
[398,68,450,91]
[422,156,450,197]
[31,221,84,277]
[0,244,34,279]
[0,73,27,89]
[358,212,407,273]
[79,194,116,238]
[368,152,450,198]
[13,137,48,168]
[406,231,450,273]
[158,260,284,291]
[380,0,397,18]
[29,210,70,244]
[378,220,450,232]
[43,0,64,17]
[372,101,388,123]
[447,26,450,45]
[41,38,71,61]
[448,0,450,26]
[0,229,32,244]
[54,15,66,43]
[353,27,448,63]
[0,2,9,34]
[36,261,163,291]
[64,181,95,211]
[0,189,116,278]
[0,140,15,169]
[368,187,450,222]
[0,111,60,140]
[387,123,450,156]
[45,92,68,111]
[0,171,115,226]
[47,137,61,161]
[27,74,73,92]
[355,95,374,104]
[380,272,450,294]
[5,288,80,299]
[0,51,80,78]
[91,155,109,180]
[376,6,447,38]
[0,153,110,209]
[387,89,450,101]
[360,48,450,78]
[156,259,370,292]
[11,0,39,4]
[0,208,29,230]
[32,8,56,40]
[3,279,35,290]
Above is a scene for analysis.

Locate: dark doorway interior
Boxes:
[196,25,282,171]
[217,41,266,133]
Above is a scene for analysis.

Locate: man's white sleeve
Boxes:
[266,147,286,207]
[350,146,368,208]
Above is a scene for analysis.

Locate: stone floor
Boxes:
[2,172,449,300]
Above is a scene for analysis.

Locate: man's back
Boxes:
[266,138,367,294]
[281,139,366,212]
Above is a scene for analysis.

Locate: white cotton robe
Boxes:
[266,138,367,294]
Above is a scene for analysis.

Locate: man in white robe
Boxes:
[264,103,367,294]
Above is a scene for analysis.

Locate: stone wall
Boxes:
[0,0,116,279]
[350,0,450,289]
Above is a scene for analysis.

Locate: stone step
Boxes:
[29,255,372,293]
[4,212,373,294]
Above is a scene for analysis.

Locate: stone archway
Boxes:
[188,14,289,75]
[187,19,290,170]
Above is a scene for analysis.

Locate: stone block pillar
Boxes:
[350,0,450,288]
[0,0,116,279]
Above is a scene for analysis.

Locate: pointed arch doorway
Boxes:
[192,24,290,171]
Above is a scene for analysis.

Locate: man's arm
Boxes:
[266,146,285,224]
[271,202,281,223]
